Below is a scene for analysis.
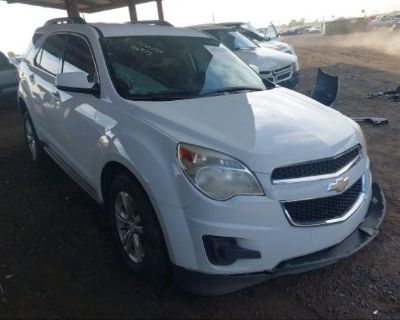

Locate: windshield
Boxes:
[205,30,258,51]
[102,36,265,101]
[265,25,279,40]
[241,23,267,39]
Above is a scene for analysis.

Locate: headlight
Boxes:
[346,117,368,158]
[177,143,264,201]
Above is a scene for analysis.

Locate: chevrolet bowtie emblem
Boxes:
[327,177,349,193]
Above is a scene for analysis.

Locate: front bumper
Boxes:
[173,183,386,295]
[279,71,300,89]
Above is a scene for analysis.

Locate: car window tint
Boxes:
[38,34,65,75]
[63,36,96,82]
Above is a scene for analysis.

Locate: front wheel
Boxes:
[108,173,169,279]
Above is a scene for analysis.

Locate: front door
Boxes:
[50,34,99,186]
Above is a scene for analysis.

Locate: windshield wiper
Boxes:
[129,91,198,101]
[200,86,264,96]
[128,87,264,101]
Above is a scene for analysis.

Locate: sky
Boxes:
[0,0,399,54]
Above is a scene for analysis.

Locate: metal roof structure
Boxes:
[2,0,165,21]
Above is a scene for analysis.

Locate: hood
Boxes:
[129,88,360,173]
[257,40,292,53]
[234,47,297,72]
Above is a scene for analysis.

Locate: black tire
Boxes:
[108,173,169,279]
[23,111,47,164]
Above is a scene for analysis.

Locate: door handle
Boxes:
[29,74,35,83]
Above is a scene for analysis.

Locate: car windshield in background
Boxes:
[102,36,265,101]
[206,30,258,51]
[264,25,279,40]
[241,23,268,39]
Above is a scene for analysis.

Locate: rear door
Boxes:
[29,34,67,142]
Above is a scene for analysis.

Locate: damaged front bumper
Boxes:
[173,183,386,296]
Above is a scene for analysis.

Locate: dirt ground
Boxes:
[0,32,399,319]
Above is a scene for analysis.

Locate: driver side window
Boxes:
[62,35,97,82]
[35,34,66,75]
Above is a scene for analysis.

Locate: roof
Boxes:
[37,21,210,38]
[92,23,209,37]
[217,22,246,27]
[3,0,156,13]
[191,24,233,31]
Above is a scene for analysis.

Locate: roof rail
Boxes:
[44,17,87,26]
[129,20,173,27]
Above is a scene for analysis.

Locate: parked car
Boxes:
[371,14,399,29]
[193,25,299,88]
[393,15,400,23]
[279,28,297,36]
[280,26,309,36]
[306,25,323,34]
[218,22,297,56]
[391,15,400,30]
[0,51,18,105]
[18,18,385,295]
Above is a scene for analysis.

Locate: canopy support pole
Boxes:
[128,0,138,22]
[65,0,79,17]
[156,0,164,21]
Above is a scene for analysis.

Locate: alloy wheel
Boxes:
[114,191,145,264]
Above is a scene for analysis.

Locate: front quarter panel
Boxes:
[93,104,199,209]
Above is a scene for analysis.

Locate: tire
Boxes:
[108,173,169,279]
[23,111,47,164]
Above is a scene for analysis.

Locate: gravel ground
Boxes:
[0,32,399,319]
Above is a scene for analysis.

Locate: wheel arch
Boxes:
[100,160,169,226]
[18,96,28,115]
[101,161,140,206]
[100,160,176,263]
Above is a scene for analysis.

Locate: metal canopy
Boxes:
[4,0,158,13]
[3,0,165,22]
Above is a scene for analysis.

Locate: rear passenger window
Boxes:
[63,36,96,82]
[36,34,66,75]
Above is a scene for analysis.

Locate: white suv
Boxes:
[193,25,299,89]
[18,18,385,295]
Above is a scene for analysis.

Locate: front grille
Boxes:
[272,145,361,181]
[274,65,292,73]
[282,178,363,226]
[260,64,293,83]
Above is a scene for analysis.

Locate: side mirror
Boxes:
[249,64,260,74]
[56,72,99,95]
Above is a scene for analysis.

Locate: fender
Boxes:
[93,109,200,209]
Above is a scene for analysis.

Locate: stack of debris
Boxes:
[367,86,400,103]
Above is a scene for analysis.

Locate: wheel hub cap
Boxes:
[114,191,144,264]
[25,119,37,159]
